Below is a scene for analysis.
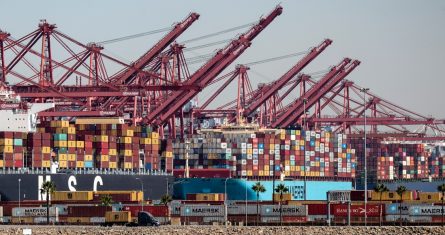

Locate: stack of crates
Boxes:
[27,133,51,168]
[0,132,14,168]
[53,133,68,169]
[118,125,134,170]
[94,134,109,169]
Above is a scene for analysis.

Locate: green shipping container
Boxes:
[13,139,23,146]
[54,133,67,141]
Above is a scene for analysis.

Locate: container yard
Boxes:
[0,1,444,232]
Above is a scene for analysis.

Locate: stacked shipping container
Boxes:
[173,129,357,179]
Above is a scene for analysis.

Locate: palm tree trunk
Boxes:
[379,192,382,227]
[46,190,50,225]
[399,196,402,226]
[280,193,283,226]
[256,192,259,226]
[441,196,443,227]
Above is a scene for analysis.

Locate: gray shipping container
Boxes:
[171,203,181,215]
[260,205,307,217]
[90,217,105,223]
[0,206,3,218]
[180,205,225,217]
[33,216,58,223]
[227,205,258,215]
[12,207,58,217]
[409,205,445,216]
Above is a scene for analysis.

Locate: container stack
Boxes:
[118,130,133,170]
[27,133,51,168]
[94,134,109,169]
[0,132,13,168]
[172,129,357,179]
[376,156,394,180]
[161,139,174,173]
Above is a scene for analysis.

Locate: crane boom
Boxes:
[113,13,199,85]
[144,6,283,125]
[243,39,332,117]
[272,58,352,128]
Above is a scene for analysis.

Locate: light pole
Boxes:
[18,178,21,223]
[224,178,229,226]
[361,87,369,226]
[245,178,247,226]
[135,178,143,212]
[303,98,308,201]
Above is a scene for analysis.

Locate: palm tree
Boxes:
[437,184,445,226]
[374,183,389,226]
[252,182,266,226]
[161,194,172,206]
[396,185,407,226]
[41,181,56,225]
[100,194,113,206]
[275,183,289,226]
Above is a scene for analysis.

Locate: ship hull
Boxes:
[0,173,174,201]
[173,178,353,201]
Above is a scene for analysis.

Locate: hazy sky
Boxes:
[1,0,444,119]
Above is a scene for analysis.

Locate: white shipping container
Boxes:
[409,205,445,216]
[260,205,307,216]
[12,207,58,217]
[0,206,2,218]
[180,205,225,217]
[227,204,258,215]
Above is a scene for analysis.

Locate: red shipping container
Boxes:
[332,204,382,217]
[67,206,111,217]
[14,160,23,167]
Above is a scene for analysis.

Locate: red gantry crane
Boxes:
[143,5,283,127]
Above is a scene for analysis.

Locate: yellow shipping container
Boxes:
[247,170,252,176]
[140,138,151,145]
[59,161,67,168]
[0,138,13,145]
[165,151,173,158]
[296,130,301,136]
[58,154,68,161]
[52,191,93,201]
[285,171,290,176]
[152,139,159,145]
[259,170,264,176]
[68,154,76,161]
[85,155,93,161]
[290,166,295,171]
[247,149,253,154]
[123,137,132,144]
[76,141,84,148]
[109,149,117,155]
[54,141,67,147]
[300,140,305,145]
[67,217,90,223]
[0,146,13,153]
[67,127,76,134]
[105,211,132,223]
[371,191,414,201]
[0,160,3,167]
[76,161,84,168]
[296,166,300,171]
[273,193,292,202]
[100,155,109,161]
[264,165,269,171]
[121,150,132,157]
[68,141,76,148]
[124,162,132,169]
[43,161,51,168]
[75,117,124,125]
[42,147,51,154]
[109,162,117,169]
[419,192,442,202]
[151,132,159,139]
